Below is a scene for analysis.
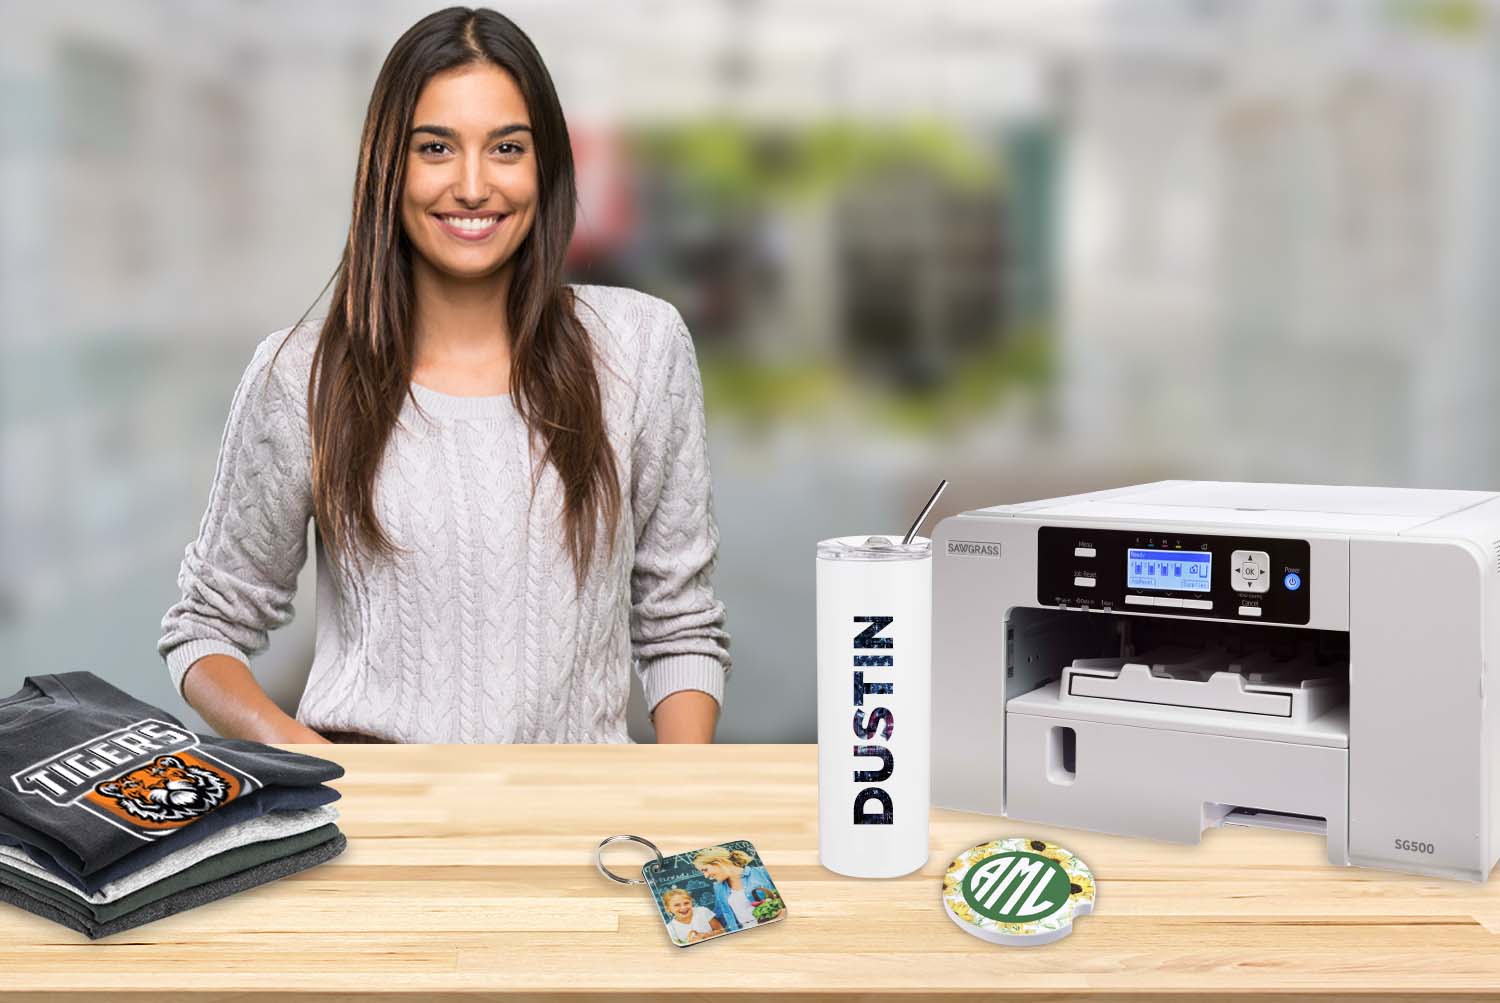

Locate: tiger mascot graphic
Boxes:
[93,755,231,823]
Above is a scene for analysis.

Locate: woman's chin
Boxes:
[425,253,512,282]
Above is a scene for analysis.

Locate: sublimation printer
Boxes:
[932,481,1500,881]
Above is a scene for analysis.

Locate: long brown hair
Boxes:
[279,6,620,589]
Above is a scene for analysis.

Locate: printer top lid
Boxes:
[972,480,1499,535]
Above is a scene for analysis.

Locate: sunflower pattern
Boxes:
[941,837,1096,946]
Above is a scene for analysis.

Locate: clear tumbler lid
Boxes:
[817,534,931,562]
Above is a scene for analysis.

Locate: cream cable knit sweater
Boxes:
[157,284,731,743]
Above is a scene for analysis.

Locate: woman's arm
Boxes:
[183,654,330,744]
[628,303,733,742]
[158,327,318,740]
[651,690,718,742]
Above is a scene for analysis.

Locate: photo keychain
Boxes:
[595,835,787,947]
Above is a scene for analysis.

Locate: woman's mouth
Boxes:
[433,213,506,241]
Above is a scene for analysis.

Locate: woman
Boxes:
[692,847,781,932]
[156,7,730,744]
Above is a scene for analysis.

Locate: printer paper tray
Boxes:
[1005,700,1350,866]
[1010,680,1348,748]
[1060,650,1346,731]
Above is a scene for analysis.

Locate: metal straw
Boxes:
[901,479,949,545]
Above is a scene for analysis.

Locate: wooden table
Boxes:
[3,743,1500,1000]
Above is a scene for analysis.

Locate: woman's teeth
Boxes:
[441,215,500,231]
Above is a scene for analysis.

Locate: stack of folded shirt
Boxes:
[0,671,347,939]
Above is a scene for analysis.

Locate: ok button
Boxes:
[1231,549,1271,593]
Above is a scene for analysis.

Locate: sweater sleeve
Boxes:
[157,331,314,700]
[629,305,732,713]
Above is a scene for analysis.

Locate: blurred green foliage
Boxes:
[1384,0,1485,36]
[864,322,1054,434]
[699,354,841,430]
[639,117,1050,436]
[632,117,1003,203]
[699,322,1053,435]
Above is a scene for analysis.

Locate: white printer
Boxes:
[931,481,1500,881]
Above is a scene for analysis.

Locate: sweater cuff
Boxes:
[639,653,726,714]
[164,639,250,701]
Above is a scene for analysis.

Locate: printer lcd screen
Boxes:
[1126,549,1212,592]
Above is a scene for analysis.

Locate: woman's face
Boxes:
[696,860,729,882]
[400,63,538,282]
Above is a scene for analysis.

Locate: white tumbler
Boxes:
[816,534,932,878]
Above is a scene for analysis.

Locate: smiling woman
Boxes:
[403,73,538,316]
[155,7,732,745]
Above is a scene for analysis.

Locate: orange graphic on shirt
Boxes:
[85,753,240,831]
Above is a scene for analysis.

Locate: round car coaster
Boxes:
[942,837,1095,946]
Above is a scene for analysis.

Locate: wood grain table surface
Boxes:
[2,742,1499,1001]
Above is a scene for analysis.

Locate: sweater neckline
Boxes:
[407,380,513,419]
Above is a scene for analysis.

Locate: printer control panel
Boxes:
[1037,526,1311,625]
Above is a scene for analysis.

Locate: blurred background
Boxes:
[2,0,1497,741]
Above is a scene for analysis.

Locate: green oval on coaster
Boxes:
[942,837,1095,946]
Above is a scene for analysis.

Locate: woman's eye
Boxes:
[416,140,522,156]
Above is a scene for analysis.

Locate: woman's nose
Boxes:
[455,155,489,205]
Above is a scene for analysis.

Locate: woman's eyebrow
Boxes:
[411,123,533,140]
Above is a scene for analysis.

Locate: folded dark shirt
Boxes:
[0,672,343,881]
[0,830,348,939]
[0,782,339,894]
[0,821,341,923]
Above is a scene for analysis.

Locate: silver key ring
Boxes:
[595,834,665,885]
